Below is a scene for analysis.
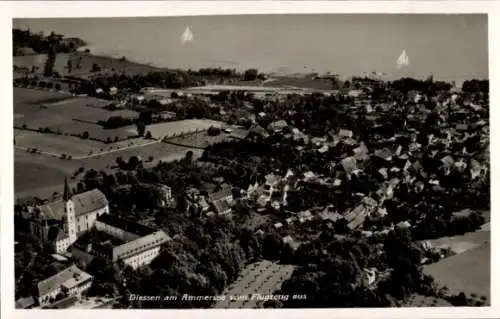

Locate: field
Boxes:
[14,150,79,196]
[127,119,225,139]
[15,129,106,157]
[14,88,138,141]
[422,229,490,255]
[423,239,490,300]
[15,140,202,200]
[214,260,295,309]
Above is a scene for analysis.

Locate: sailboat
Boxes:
[180,26,194,45]
[397,49,409,69]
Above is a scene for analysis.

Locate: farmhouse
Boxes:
[72,214,171,269]
[37,265,93,307]
[25,179,109,253]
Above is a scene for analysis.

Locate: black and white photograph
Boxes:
[7,4,492,314]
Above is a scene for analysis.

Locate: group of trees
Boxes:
[13,28,86,56]
[14,77,62,91]
[276,227,438,307]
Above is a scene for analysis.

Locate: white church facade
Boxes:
[28,179,109,254]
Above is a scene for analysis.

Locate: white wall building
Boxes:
[37,265,93,307]
[28,179,109,254]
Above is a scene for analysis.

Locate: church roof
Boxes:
[38,189,108,221]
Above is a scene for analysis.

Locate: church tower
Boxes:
[63,178,77,244]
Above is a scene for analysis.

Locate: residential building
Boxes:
[208,185,234,215]
[156,184,174,208]
[263,173,281,198]
[26,179,109,253]
[267,120,288,133]
[37,265,93,307]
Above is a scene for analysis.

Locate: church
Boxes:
[27,179,109,254]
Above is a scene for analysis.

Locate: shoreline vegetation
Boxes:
[13,28,87,56]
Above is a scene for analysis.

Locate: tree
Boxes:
[145,131,153,139]
[136,122,146,137]
[185,150,194,166]
[92,63,101,72]
[55,83,61,91]
[139,111,153,125]
[208,126,221,136]
[81,131,89,139]
[244,68,259,81]
[128,156,141,170]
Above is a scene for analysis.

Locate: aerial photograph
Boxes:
[12,14,489,309]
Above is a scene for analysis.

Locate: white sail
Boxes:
[180,26,194,45]
[397,49,409,69]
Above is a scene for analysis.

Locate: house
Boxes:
[318,210,342,222]
[344,197,378,230]
[264,173,281,198]
[298,210,313,223]
[374,148,393,162]
[338,129,353,139]
[208,185,234,215]
[282,235,301,251]
[441,156,455,175]
[341,156,358,178]
[26,179,109,253]
[302,171,316,182]
[378,168,388,180]
[37,265,93,307]
[72,214,171,270]
[155,184,174,208]
[318,145,329,154]
[353,142,369,161]
[396,221,411,229]
[267,120,288,133]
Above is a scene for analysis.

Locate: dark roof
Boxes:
[208,186,232,202]
[96,214,155,237]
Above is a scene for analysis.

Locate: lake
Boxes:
[14,14,488,84]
